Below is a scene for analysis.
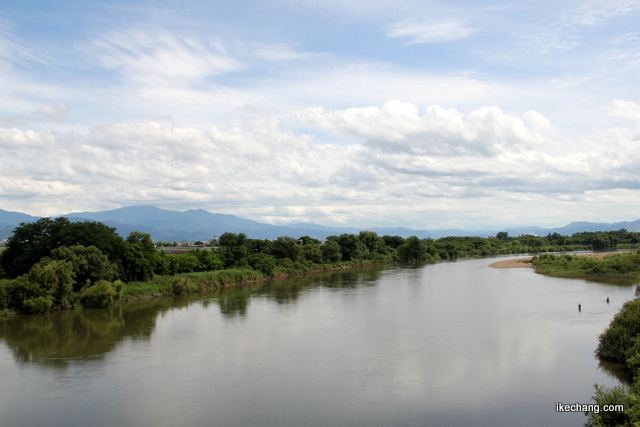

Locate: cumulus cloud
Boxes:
[292,101,551,157]
[608,99,640,122]
[1,101,639,226]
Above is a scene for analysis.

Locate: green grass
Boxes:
[531,252,640,280]
[122,268,266,300]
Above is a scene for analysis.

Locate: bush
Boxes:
[80,280,122,308]
[584,384,633,427]
[596,299,640,363]
[0,280,10,310]
[22,296,54,314]
[171,278,190,296]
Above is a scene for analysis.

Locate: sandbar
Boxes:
[489,258,533,268]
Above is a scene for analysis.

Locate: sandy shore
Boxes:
[489,253,618,269]
[489,258,533,268]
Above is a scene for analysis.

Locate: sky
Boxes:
[1,0,640,230]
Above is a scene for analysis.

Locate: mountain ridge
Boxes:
[1,206,639,241]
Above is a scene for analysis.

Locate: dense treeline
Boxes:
[0,217,639,315]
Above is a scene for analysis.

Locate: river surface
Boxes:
[0,255,636,426]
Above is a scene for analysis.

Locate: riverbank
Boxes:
[489,258,533,268]
[122,259,386,302]
[490,252,640,285]
[489,253,624,270]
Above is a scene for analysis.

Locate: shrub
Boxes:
[171,278,190,296]
[80,280,122,308]
[596,299,640,363]
[22,296,54,314]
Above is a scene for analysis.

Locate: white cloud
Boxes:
[524,0,640,54]
[1,101,639,227]
[292,102,551,157]
[386,19,478,44]
[92,30,243,86]
[0,103,69,127]
[608,99,640,122]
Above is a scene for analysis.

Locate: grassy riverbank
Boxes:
[121,259,381,301]
[0,259,388,315]
[530,251,640,280]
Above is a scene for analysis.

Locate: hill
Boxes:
[1,206,639,241]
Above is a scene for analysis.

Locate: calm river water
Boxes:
[0,255,636,426]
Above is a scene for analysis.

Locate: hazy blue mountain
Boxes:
[1,205,640,241]
[0,209,41,239]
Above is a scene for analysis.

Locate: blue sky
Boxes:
[1,0,640,230]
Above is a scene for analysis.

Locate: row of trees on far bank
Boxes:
[1,217,639,314]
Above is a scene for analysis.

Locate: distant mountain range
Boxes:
[1,205,640,242]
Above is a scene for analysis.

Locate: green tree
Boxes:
[0,217,126,279]
[218,233,250,268]
[120,232,157,282]
[48,245,117,292]
[359,231,385,254]
[336,234,364,261]
[8,259,75,313]
[272,236,302,262]
[382,235,405,249]
[397,236,429,262]
[321,240,342,263]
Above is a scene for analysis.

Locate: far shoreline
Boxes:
[489,253,621,269]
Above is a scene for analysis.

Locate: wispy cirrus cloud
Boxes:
[386,19,478,44]
[92,30,243,86]
[524,0,640,54]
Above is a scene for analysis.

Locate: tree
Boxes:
[358,231,385,255]
[48,245,117,292]
[321,239,342,263]
[496,231,509,241]
[120,232,157,282]
[218,232,250,268]
[397,236,429,262]
[382,235,405,249]
[272,236,302,262]
[8,259,75,313]
[1,217,74,278]
[298,236,323,264]
[336,234,364,261]
[0,218,126,279]
[591,233,612,251]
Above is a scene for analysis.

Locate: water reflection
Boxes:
[0,297,174,368]
[0,265,388,366]
[598,360,634,385]
[0,258,636,427]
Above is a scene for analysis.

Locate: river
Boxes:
[0,255,635,426]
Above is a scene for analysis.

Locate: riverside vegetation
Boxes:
[3,220,640,425]
[528,251,640,426]
[0,217,639,316]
